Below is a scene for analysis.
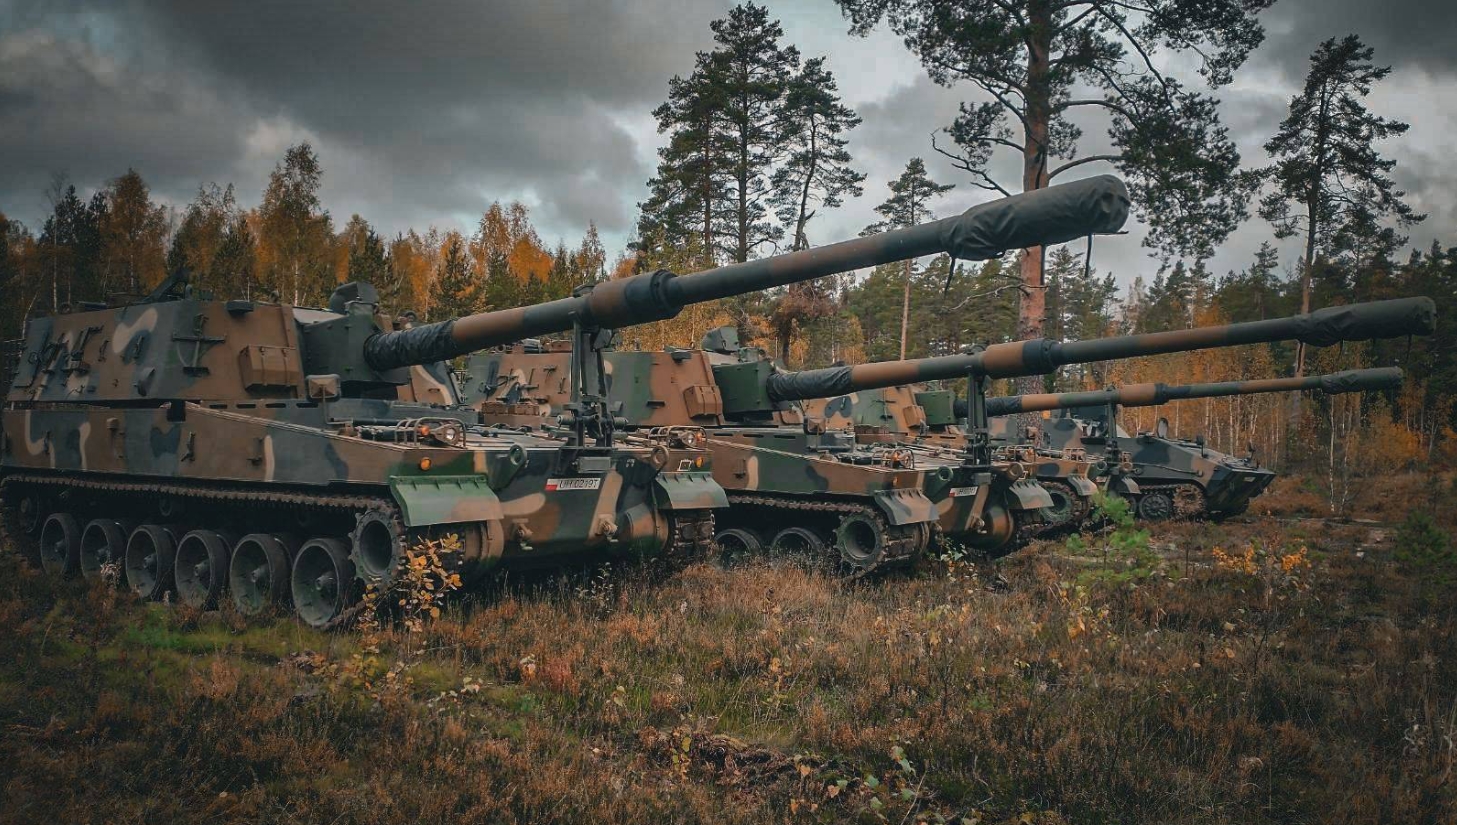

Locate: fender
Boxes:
[1106,476,1141,497]
[1065,474,1098,497]
[389,475,503,528]
[652,472,729,510]
[1002,478,1055,511]
[873,488,936,526]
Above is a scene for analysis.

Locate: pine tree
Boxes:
[340,215,393,307]
[771,56,865,251]
[639,2,798,265]
[435,231,477,318]
[836,0,1268,392]
[1259,34,1424,379]
[37,182,105,310]
[863,158,953,359]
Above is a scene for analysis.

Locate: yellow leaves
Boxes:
[1212,546,1259,575]
[1279,546,1310,572]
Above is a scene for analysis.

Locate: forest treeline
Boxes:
[1,3,1453,484]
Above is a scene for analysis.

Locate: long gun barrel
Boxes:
[983,367,1404,416]
[363,175,1131,371]
[764,299,1434,402]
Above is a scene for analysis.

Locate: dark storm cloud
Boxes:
[0,0,729,239]
[1255,0,1457,79]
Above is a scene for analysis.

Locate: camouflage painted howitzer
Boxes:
[454,176,1132,568]
[803,384,1102,533]
[788,300,1432,527]
[986,367,1407,520]
[0,277,726,628]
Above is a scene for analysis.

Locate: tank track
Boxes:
[1,472,394,530]
[1137,483,1208,520]
[1029,479,1093,539]
[724,492,925,576]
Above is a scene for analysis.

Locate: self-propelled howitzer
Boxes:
[792,303,1430,529]
[456,176,1131,568]
[1,278,726,628]
[986,367,1407,520]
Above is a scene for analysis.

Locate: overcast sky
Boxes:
[1,0,1453,292]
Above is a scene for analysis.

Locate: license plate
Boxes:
[545,477,602,491]
[949,486,980,498]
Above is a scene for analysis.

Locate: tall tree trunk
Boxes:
[1291,87,1332,437]
[793,119,819,252]
[1014,5,1053,409]
[899,258,912,360]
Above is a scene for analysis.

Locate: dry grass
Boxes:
[1,478,1454,824]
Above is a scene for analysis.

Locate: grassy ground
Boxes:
[1,477,1454,824]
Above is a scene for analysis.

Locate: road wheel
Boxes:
[768,526,829,562]
[175,529,236,609]
[229,533,296,617]
[79,518,131,583]
[39,513,82,577]
[714,527,763,567]
[125,524,181,600]
[291,538,356,629]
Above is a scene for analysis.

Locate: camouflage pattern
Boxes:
[987,367,1407,520]
[1,279,725,626]
[460,342,940,571]
[803,385,1099,534]
[785,305,1427,532]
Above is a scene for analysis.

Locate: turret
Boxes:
[364,175,1131,371]
[764,300,1434,403]
[984,367,1404,416]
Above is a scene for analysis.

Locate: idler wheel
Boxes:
[291,538,356,629]
[39,513,82,577]
[1136,491,1174,521]
[768,526,828,560]
[125,524,182,600]
[834,512,887,570]
[174,529,236,609]
[17,495,45,535]
[79,518,132,583]
[229,533,297,617]
[714,527,763,567]
[349,510,406,586]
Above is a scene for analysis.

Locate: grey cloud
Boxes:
[0,0,734,242]
[1255,0,1457,80]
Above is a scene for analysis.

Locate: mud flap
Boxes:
[873,488,936,526]
[653,472,729,510]
[389,475,504,528]
[1106,476,1141,496]
[1066,475,1098,497]
[1004,479,1054,511]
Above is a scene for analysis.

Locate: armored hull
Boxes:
[985,368,1410,520]
[1,284,724,627]
[461,345,936,573]
[804,385,1098,536]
